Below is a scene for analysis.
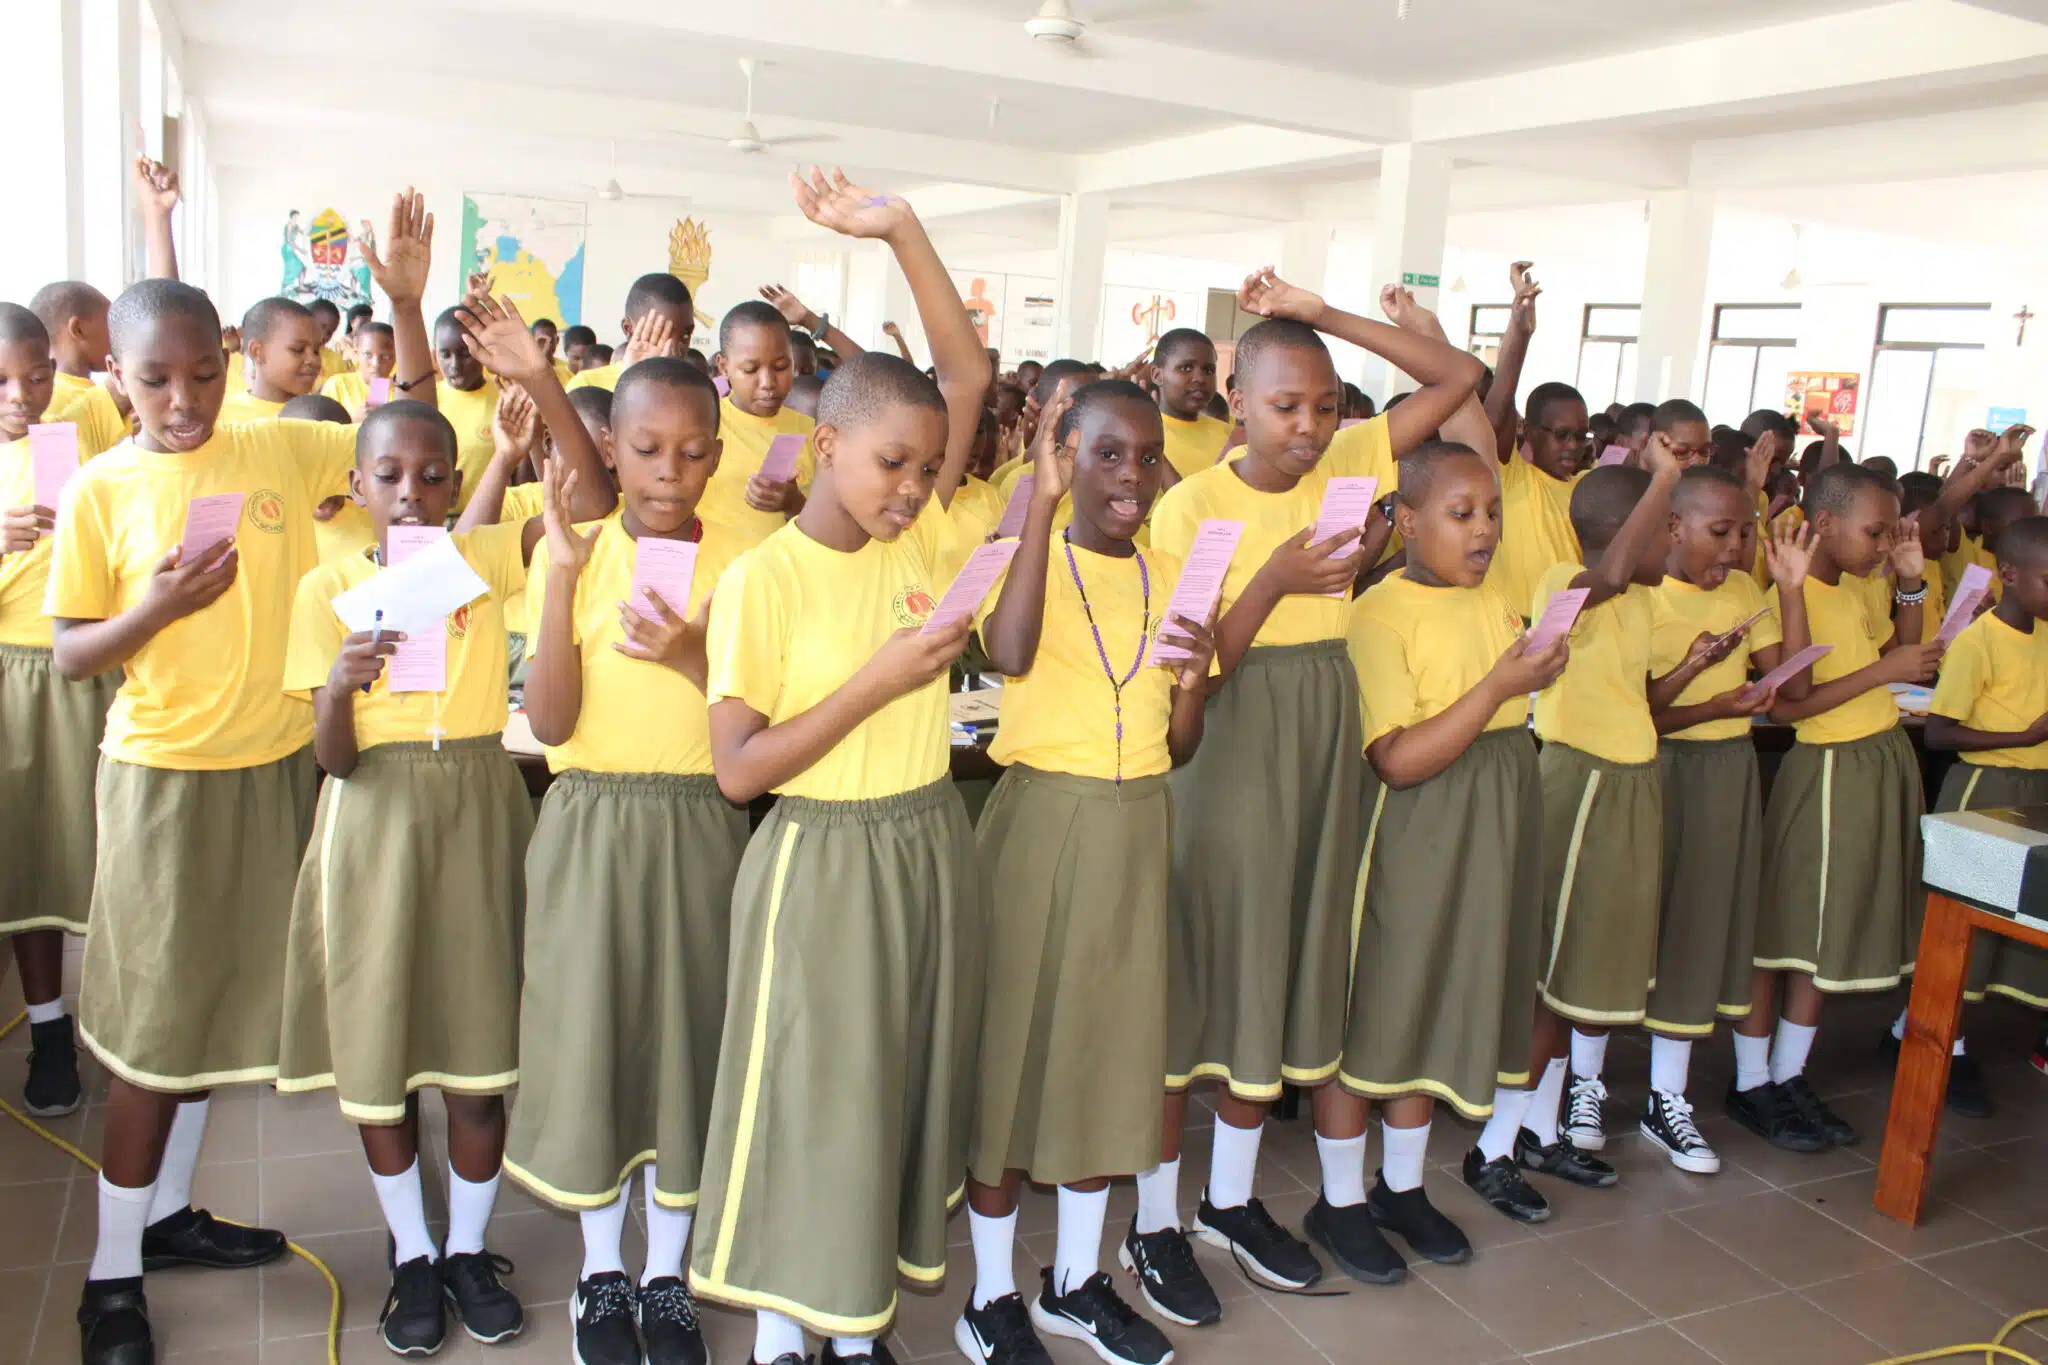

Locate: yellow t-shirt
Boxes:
[436,380,502,513]
[320,370,387,414]
[1489,457,1581,619]
[1530,564,1657,764]
[705,499,971,801]
[1911,559,1947,646]
[218,390,286,424]
[1767,575,1898,745]
[1650,573,1784,741]
[225,351,247,395]
[702,400,816,549]
[1348,574,1527,748]
[553,359,574,386]
[1161,414,1232,482]
[527,514,747,775]
[1941,532,1998,608]
[978,544,1187,781]
[566,362,623,393]
[951,475,1006,542]
[320,346,352,382]
[0,436,89,647]
[314,499,377,567]
[1150,414,1396,649]
[49,375,129,456]
[282,524,527,749]
[495,482,546,633]
[1929,611,2048,770]
[44,420,358,769]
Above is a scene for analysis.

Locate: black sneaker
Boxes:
[820,1340,897,1364]
[1562,1077,1608,1152]
[1461,1148,1551,1223]
[78,1276,152,1365]
[1190,1192,1322,1290]
[1365,1176,1470,1265]
[140,1205,288,1271]
[443,1250,523,1344]
[380,1255,447,1356]
[761,1358,810,1365]
[1117,1225,1221,1328]
[1723,1079,1828,1152]
[1639,1089,1721,1174]
[2030,1027,2048,1077]
[571,1271,642,1365]
[1780,1075,1858,1147]
[1514,1129,1617,1187]
[1301,1194,1405,1285]
[1029,1269,1174,1365]
[638,1277,707,1365]
[24,1014,82,1117]
[954,1291,1053,1363]
[1881,1030,1995,1118]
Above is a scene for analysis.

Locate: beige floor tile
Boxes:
[141,1267,268,1354]
[0,1107,97,1186]
[1267,1271,1517,1365]
[1918,1235,2048,1321]
[1121,1293,1326,1365]
[259,1092,363,1162]
[483,1208,599,1309]
[260,1155,384,1238]
[1416,1238,1653,1355]
[1528,1135,1772,1235]
[261,1325,479,1364]
[1669,1290,1885,1365]
[1525,1323,1721,1365]
[0,1180,72,1272]
[1799,1261,2020,1356]
[1674,1190,1899,1288]
[1938,1141,2048,1234]
[1814,1087,1984,1157]
[160,1345,262,1364]
[1693,1115,1874,1191]
[261,1229,392,1337]
[1783,1166,2004,1258]
[886,1241,975,1362]
[0,1266,52,1365]
[1546,1213,1779,1319]
[193,1093,262,1167]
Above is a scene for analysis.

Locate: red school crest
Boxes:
[892,587,936,628]
[448,604,471,640]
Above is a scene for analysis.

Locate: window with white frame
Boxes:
[1467,304,1510,369]
[1576,305,1639,410]
[1863,305,1991,470]
[1703,304,1800,426]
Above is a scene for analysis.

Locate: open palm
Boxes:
[361,189,433,304]
[790,167,911,241]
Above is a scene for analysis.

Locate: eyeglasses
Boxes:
[1534,425,1591,446]
[1670,444,1713,463]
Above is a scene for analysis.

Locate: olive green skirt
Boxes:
[1537,743,1663,1026]
[1647,737,1765,1035]
[0,645,120,936]
[1165,640,1363,1100]
[690,779,984,1339]
[504,771,746,1210]
[1757,727,1922,992]
[79,748,319,1092]
[1935,763,2048,1008]
[968,766,1170,1187]
[276,737,532,1122]
[1340,728,1543,1120]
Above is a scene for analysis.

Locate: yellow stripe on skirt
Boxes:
[1536,743,1662,1027]
[1647,736,1766,1035]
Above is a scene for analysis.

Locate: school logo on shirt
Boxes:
[448,604,471,641]
[248,489,287,534]
[891,587,937,628]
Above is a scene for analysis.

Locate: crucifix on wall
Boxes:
[2018,304,2035,346]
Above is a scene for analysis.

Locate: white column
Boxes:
[80,0,141,292]
[1636,189,1716,403]
[1052,192,1109,362]
[1363,143,1452,402]
[11,0,87,299]
[1279,219,1333,297]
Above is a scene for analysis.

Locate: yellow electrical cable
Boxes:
[0,1010,342,1365]
[1864,1311,2048,1365]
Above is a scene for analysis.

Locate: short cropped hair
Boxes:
[613,356,719,433]
[1395,440,1492,509]
[1672,464,1748,514]
[108,279,221,360]
[242,296,314,344]
[308,298,340,324]
[1153,328,1213,367]
[0,302,51,348]
[566,384,613,428]
[1805,461,1896,520]
[719,300,791,353]
[1231,319,1331,390]
[562,325,597,348]
[1053,379,1155,446]
[28,281,108,333]
[1741,408,1797,444]
[279,394,350,424]
[623,273,693,321]
[1525,381,1586,430]
[1029,358,1094,409]
[1569,464,1653,547]
[1653,398,1707,433]
[817,351,946,434]
[357,399,457,462]
[1995,515,2048,568]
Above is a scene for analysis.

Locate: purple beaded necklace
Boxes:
[1061,528,1151,791]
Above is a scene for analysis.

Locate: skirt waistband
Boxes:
[1241,638,1349,668]
[555,769,726,800]
[771,776,958,826]
[1003,765,1169,801]
[1541,740,1659,774]
[1662,734,1759,754]
[0,642,55,663]
[1791,725,1907,754]
[353,734,512,764]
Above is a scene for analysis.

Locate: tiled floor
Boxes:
[7,958,2048,1365]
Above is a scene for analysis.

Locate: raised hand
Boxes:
[539,457,597,573]
[1765,518,1815,591]
[458,293,548,384]
[760,284,820,330]
[1805,413,1840,441]
[1888,516,1926,582]
[1963,428,1997,460]
[1237,267,1323,324]
[359,189,434,306]
[1508,261,1540,335]
[1643,429,1684,478]
[619,311,679,367]
[1745,430,1781,492]
[131,138,181,217]
[789,166,915,242]
[881,321,904,339]
[492,382,538,459]
[3,505,52,554]
[1031,392,1075,502]
[1993,423,2036,465]
[221,325,242,355]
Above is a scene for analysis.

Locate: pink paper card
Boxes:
[178,493,246,566]
[1597,444,1631,467]
[1311,477,1380,559]
[1937,563,1994,645]
[759,433,805,485]
[385,525,445,565]
[630,538,699,622]
[383,525,449,693]
[713,376,731,397]
[1150,519,1244,664]
[922,541,1019,634]
[1523,586,1590,652]
[28,422,79,514]
[366,376,391,408]
[994,474,1035,539]
[1338,418,1364,429]
[1744,643,1834,700]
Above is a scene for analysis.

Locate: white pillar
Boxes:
[11,0,87,300]
[1052,192,1109,362]
[1636,189,1716,403]
[1279,219,1333,297]
[80,0,141,292]
[1363,144,1452,403]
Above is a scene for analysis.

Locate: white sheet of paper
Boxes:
[381,525,450,693]
[631,538,699,622]
[178,493,246,566]
[995,474,1035,539]
[1746,642,1834,698]
[758,433,805,484]
[1151,519,1243,664]
[28,423,79,515]
[331,535,490,636]
[1937,563,1994,645]
[1524,586,1591,652]
[922,541,1020,634]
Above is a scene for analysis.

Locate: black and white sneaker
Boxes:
[639,1277,707,1365]
[24,1014,82,1117]
[955,1291,1053,1363]
[1640,1089,1720,1174]
[1513,1128,1617,1187]
[1190,1191,1322,1290]
[571,1271,642,1365]
[1461,1149,1551,1224]
[380,1255,447,1356]
[1780,1075,1858,1147]
[1563,1077,1608,1152]
[820,1339,897,1364]
[443,1251,522,1344]
[1030,1269,1173,1365]
[1117,1225,1221,1327]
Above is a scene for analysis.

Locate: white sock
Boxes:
[578,1187,630,1280]
[1054,1185,1109,1295]
[445,1166,499,1256]
[146,1098,209,1225]
[88,1175,154,1282]
[1570,1029,1609,1080]
[25,998,65,1025]
[754,1310,806,1362]
[642,1183,692,1285]
[1526,1057,1567,1146]
[1207,1115,1262,1210]
[1476,1086,1534,1163]
[832,1338,876,1359]
[1316,1133,1368,1208]
[1888,1008,1966,1056]
[968,1208,1017,1307]
[1769,1017,1818,1085]
[1133,1158,1181,1234]
[1380,1121,1429,1193]
[1955,1035,1967,1057]
[1733,1031,1772,1092]
[371,1159,438,1264]
[1650,1036,1693,1096]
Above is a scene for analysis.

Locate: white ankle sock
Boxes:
[1133,1158,1180,1234]
[832,1337,876,1360]
[1207,1115,1262,1210]
[578,1185,629,1280]
[146,1098,209,1225]
[754,1310,806,1362]
[88,1175,154,1282]
[1316,1132,1368,1208]
[1526,1057,1567,1146]
[968,1208,1017,1307]
[445,1166,499,1256]
[371,1159,437,1264]
[24,998,65,1025]
[1570,1029,1609,1080]
[1650,1036,1692,1096]
[1054,1185,1109,1296]
[1769,1018,1817,1085]
[1380,1121,1429,1193]
[1733,1031,1771,1091]
[1889,1008,1966,1055]
[643,1182,692,1285]
[1476,1086,1533,1163]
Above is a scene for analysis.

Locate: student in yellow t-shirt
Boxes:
[527,315,575,385]
[690,170,987,1365]
[1488,380,1585,615]
[947,407,1007,540]
[1146,267,1481,1301]
[960,380,1220,1359]
[1150,327,1230,485]
[705,299,816,546]
[307,298,352,382]
[430,306,506,511]
[567,274,696,395]
[320,320,396,416]
[220,296,326,422]
[278,393,379,564]
[31,280,130,450]
[560,324,597,375]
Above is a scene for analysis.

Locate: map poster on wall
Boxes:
[1785,371,1860,436]
[461,195,587,328]
[279,207,372,310]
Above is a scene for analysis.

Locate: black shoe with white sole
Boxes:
[1117,1225,1221,1327]
[1639,1089,1720,1174]
[571,1271,642,1365]
[1563,1077,1608,1152]
[639,1277,707,1365]
[443,1251,522,1344]
[1030,1269,1173,1365]
[1514,1128,1617,1187]
[954,1291,1053,1364]
[1301,1195,1405,1285]
[1461,1149,1552,1223]
[24,1014,82,1117]
[380,1255,447,1357]
[1365,1178,1470,1265]
[1191,1192,1322,1289]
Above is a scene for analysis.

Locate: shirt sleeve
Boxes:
[42,475,118,620]
[457,522,531,601]
[1327,413,1396,488]
[1348,605,1418,748]
[282,568,346,699]
[278,419,359,499]
[1148,481,1199,562]
[1928,626,1987,723]
[704,553,785,715]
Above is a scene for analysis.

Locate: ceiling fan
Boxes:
[671,58,836,155]
[576,141,692,203]
[1022,0,1203,51]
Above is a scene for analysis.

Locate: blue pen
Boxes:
[364,609,383,693]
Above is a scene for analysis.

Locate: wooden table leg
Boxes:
[1874,891,1971,1225]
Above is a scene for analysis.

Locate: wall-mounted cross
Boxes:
[2019,304,2035,347]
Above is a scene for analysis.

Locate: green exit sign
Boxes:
[1401,272,1442,288]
